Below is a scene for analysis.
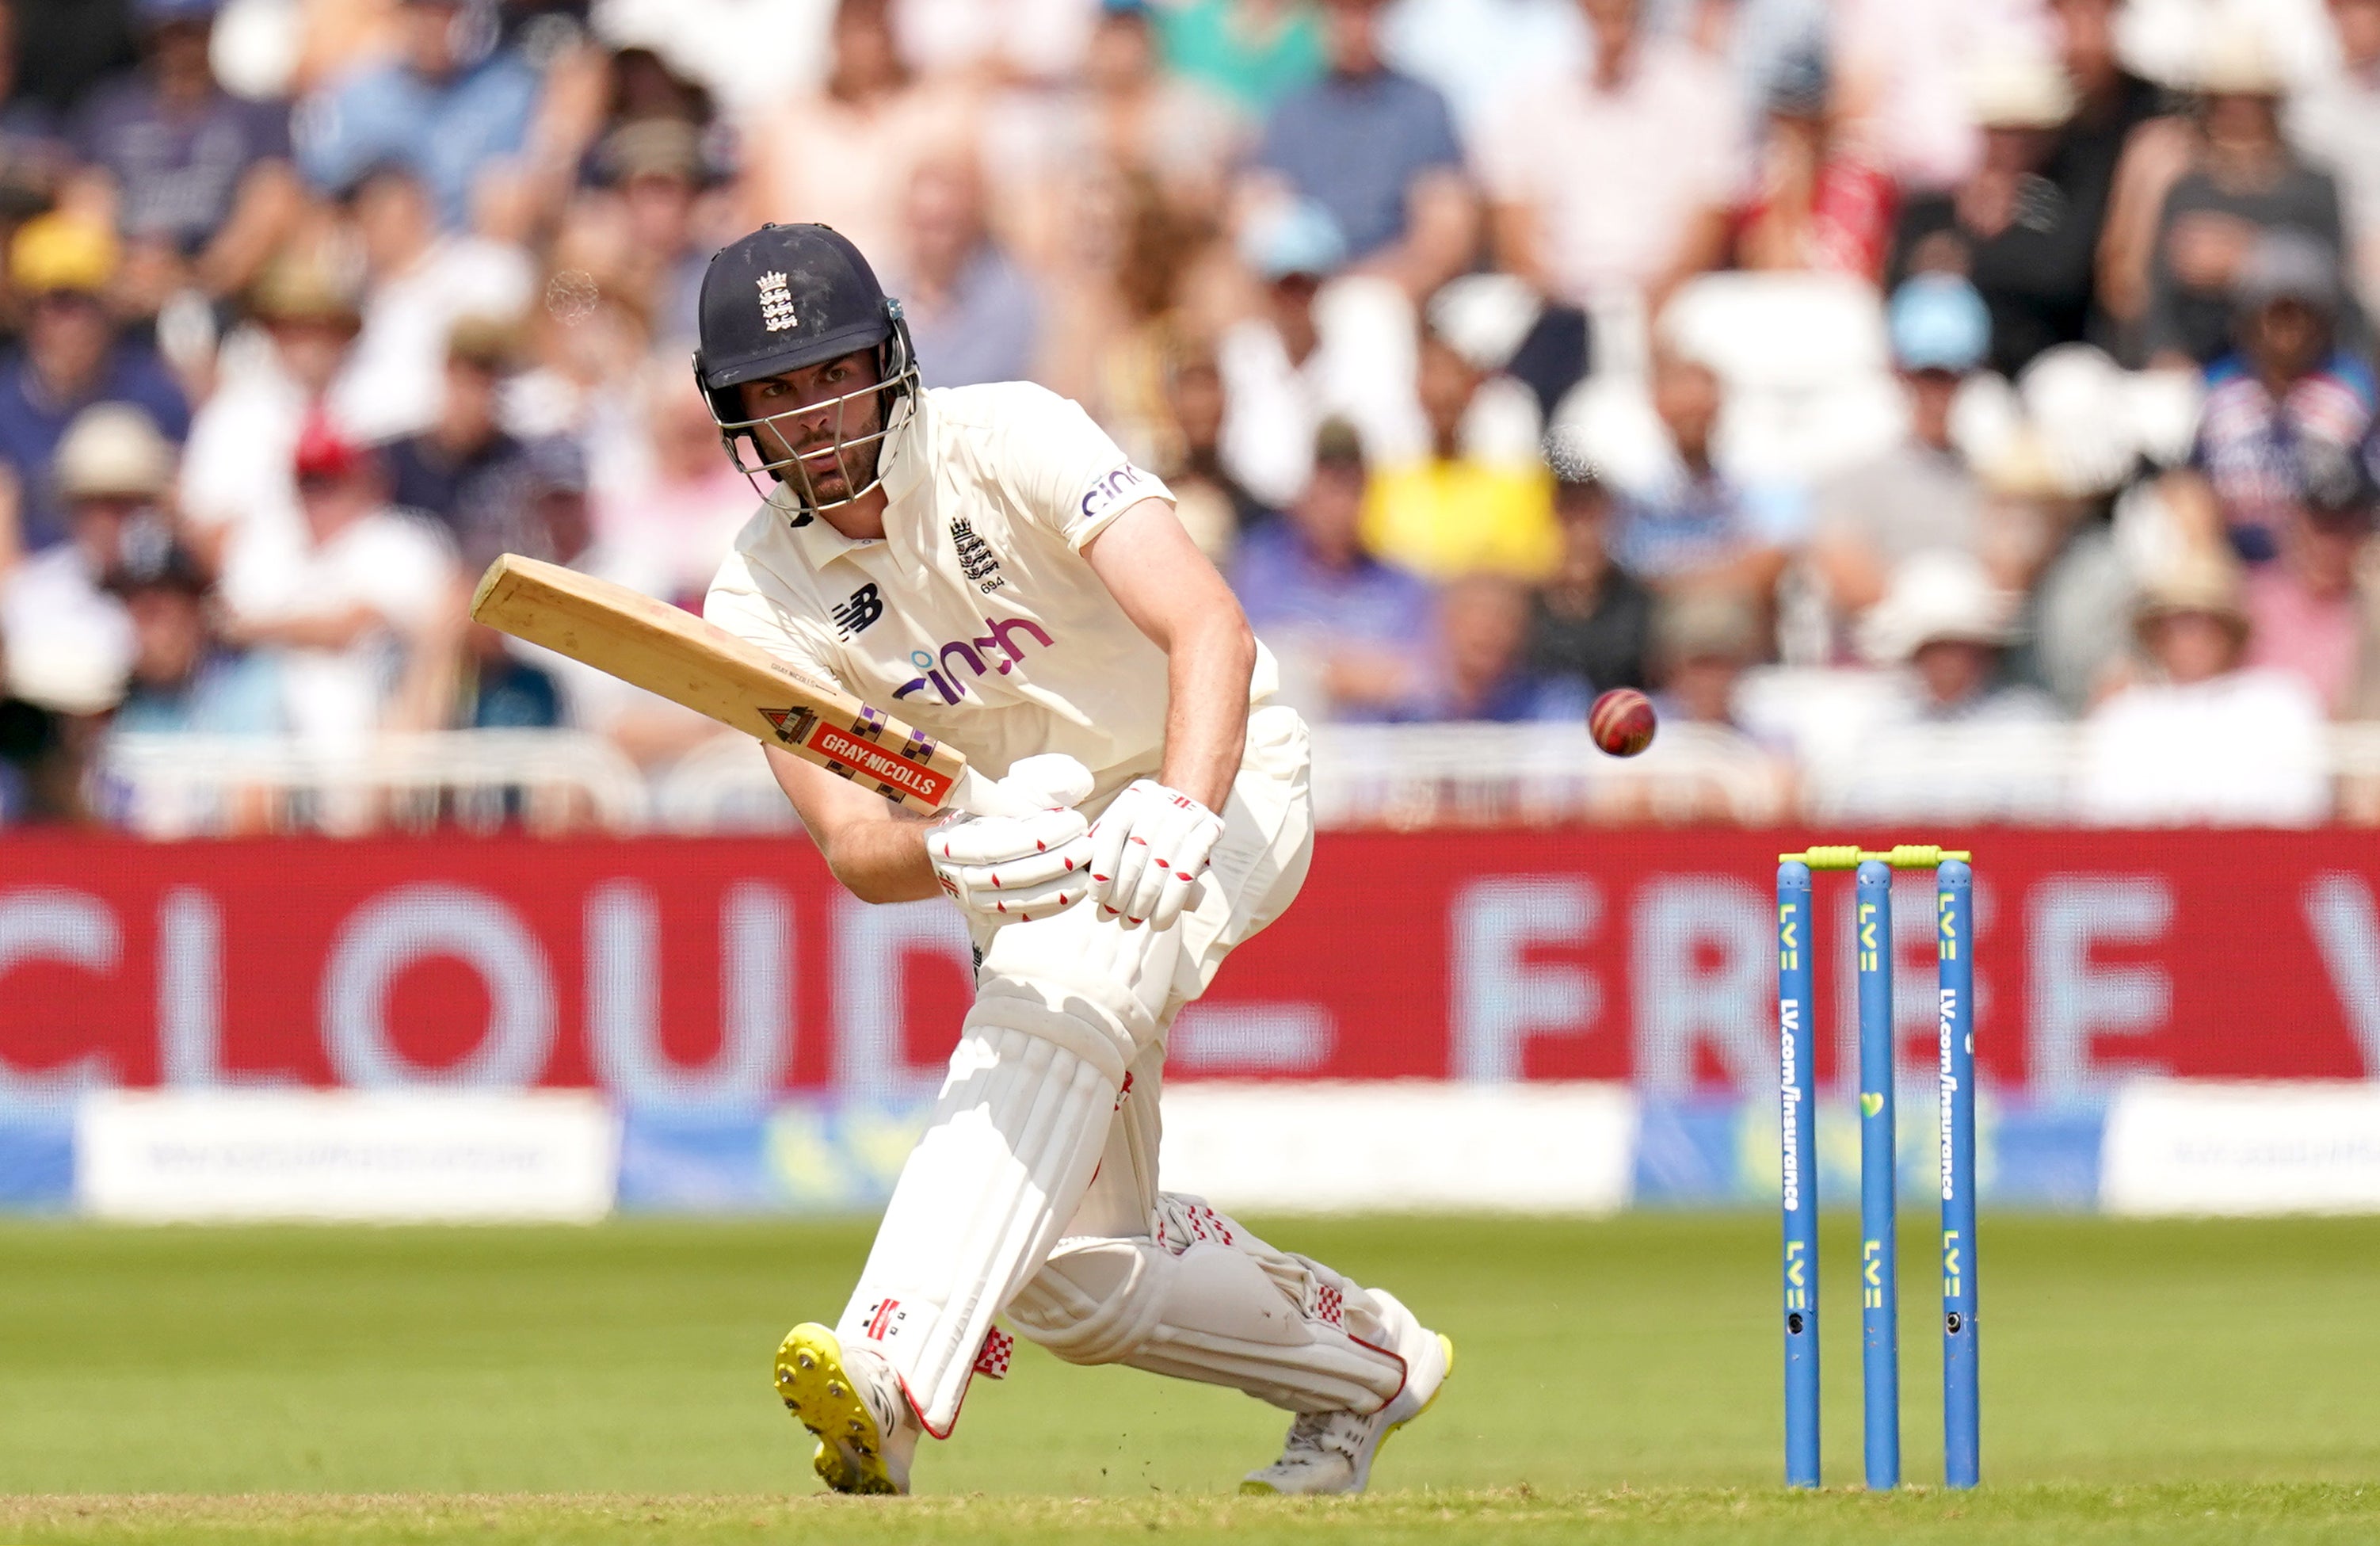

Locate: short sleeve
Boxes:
[994,384,1176,551]
[704,548,845,694]
[1411,81,1463,174]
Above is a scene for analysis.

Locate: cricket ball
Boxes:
[1589,688,1657,758]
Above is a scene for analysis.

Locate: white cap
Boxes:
[1859,551,2017,666]
[1966,50,2077,129]
[54,403,173,502]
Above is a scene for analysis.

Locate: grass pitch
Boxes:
[1,1214,2375,1542]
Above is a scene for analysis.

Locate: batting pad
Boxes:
[1008,1194,1411,1415]
[835,1020,1120,1436]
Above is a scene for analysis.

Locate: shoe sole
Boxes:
[1239,1331,1457,1497]
[772,1323,901,1495]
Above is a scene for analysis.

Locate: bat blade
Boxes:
[469,553,1003,815]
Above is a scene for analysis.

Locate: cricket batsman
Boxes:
[694,223,1453,1496]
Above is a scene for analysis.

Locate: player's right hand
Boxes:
[929,754,1097,926]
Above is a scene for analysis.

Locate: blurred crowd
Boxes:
[2,0,2379,831]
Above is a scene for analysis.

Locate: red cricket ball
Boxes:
[1589,687,1657,758]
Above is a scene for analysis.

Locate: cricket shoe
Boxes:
[1239,1292,1455,1496]
[771,1322,920,1494]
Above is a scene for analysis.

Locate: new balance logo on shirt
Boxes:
[832,582,885,638]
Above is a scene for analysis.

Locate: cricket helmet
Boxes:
[692,223,919,515]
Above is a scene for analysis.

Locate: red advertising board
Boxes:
[0,830,2374,1108]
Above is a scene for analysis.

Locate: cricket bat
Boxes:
[469,553,1024,817]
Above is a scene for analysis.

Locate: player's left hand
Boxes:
[1087,778,1224,930]
[930,754,1097,926]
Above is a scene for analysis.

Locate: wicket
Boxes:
[1775,844,1980,1491]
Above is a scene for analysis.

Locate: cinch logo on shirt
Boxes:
[1080,463,1156,529]
[895,615,1055,704]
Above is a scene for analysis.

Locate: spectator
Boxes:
[1039,165,1223,468]
[2046,0,2172,350]
[455,606,564,728]
[1722,38,1895,281]
[586,118,713,345]
[2077,550,2329,826]
[2244,445,2380,714]
[2143,32,2351,368]
[1380,0,1589,139]
[1154,342,1267,560]
[1857,552,2059,725]
[338,162,536,442]
[739,0,972,274]
[383,315,534,567]
[1217,199,1425,509]
[1526,466,1653,694]
[1158,0,1325,116]
[181,252,364,605]
[1232,418,1435,721]
[224,414,461,754]
[294,0,543,231]
[0,635,88,823]
[1072,0,1242,204]
[1604,345,1799,603]
[71,0,299,311]
[1362,325,1557,581]
[0,2,71,221]
[0,404,173,713]
[897,150,1040,390]
[1888,50,2094,380]
[1475,0,1739,311]
[2293,0,2380,315]
[99,532,285,834]
[1248,0,1474,298]
[1426,571,1586,721]
[1647,589,1761,735]
[105,534,280,735]
[0,214,188,563]
[1810,276,1992,628]
[597,362,757,605]
[2169,233,2374,565]
[509,432,725,766]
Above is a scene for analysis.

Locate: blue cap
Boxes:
[1889,274,1990,372]
[1100,0,1153,14]
[1241,200,1348,282]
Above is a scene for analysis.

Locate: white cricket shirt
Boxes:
[705,382,1277,787]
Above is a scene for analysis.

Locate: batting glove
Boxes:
[1086,778,1224,930]
[929,754,1097,926]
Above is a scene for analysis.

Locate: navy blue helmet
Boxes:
[692,223,919,514]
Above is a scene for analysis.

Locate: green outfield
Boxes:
[2,1214,2376,1543]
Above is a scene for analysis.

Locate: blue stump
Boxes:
[1855,859,1900,1491]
